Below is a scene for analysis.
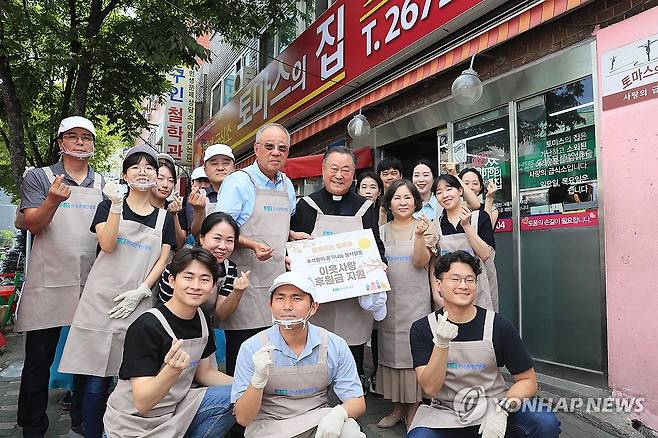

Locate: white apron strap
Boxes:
[471,210,479,230]
[42,166,55,183]
[316,328,329,364]
[198,308,208,338]
[483,309,494,342]
[146,308,177,340]
[355,199,373,218]
[155,208,167,231]
[303,196,323,216]
[93,172,102,190]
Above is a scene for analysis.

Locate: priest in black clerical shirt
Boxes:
[290,146,387,390]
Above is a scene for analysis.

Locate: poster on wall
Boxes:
[601,32,658,110]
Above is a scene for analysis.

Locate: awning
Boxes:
[236,147,374,179]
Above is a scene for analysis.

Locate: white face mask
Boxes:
[272,308,313,330]
[127,181,156,191]
[59,148,94,159]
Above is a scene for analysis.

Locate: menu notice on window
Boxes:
[518,124,597,191]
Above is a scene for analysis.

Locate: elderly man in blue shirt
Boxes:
[215,123,297,376]
[232,271,366,438]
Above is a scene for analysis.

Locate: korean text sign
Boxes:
[286,229,390,303]
[195,0,487,154]
[164,67,195,166]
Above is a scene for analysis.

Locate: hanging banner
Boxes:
[520,210,599,231]
[164,67,195,166]
[194,0,505,154]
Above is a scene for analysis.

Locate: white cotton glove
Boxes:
[478,406,508,438]
[108,282,151,319]
[358,292,387,321]
[250,343,274,389]
[430,311,459,348]
[316,405,348,438]
[103,180,124,214]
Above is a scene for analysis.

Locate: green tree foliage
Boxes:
[0,0,306,194]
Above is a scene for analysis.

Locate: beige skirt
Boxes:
[376,365,422,403]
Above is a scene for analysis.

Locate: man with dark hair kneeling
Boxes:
[232,271,367,438]
[103,247,235,437]
[408,250,560,438]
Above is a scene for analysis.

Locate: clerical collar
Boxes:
[332,195,342,201]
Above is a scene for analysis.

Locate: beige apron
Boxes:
[245,329,333,438]
[377,223,431,369]
[16,167,102,332]
[304,196,374,346]
[483,252,499,312]
[103,307,209,437]
[59,209,166,376]
[409,309,507,430]
[436,212,494,310]
[220,171,291,330]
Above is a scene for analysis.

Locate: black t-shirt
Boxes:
[119,302,216,380]
[438,208,496,250]
[90,199,177,253]
[410,306,533,375]
[290,188,387,262]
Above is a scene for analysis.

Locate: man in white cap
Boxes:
[180,166,210,240]
[16,116,104,437]
[188,143,235,235]
[232,271,366,438]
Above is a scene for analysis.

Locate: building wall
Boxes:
[595,6,658,431]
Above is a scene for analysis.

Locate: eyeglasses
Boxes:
[62,133,94,144]
[127,165,156,173]
[444,275,477,286]
[258,142,290,153]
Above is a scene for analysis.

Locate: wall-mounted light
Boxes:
[347,110,371,140]
[451,54,484,105]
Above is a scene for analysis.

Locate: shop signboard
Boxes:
[601,32,658,110]
[164,67,195,166]
[194,0,503,157]
[520,210,598,231]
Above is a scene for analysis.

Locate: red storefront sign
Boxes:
[194,0,501,159]
[520,210,599,231]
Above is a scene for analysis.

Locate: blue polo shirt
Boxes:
[413,194,441,221]
[215,163,296,226]
[230,323,364,403]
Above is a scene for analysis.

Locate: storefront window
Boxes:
[454,107,512,223]
[517,77,597,215]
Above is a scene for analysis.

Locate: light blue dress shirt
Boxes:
[413,194,442,220]
[230,323,364,403]
[215,163,297,226]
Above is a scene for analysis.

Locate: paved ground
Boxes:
[0,331,628,437]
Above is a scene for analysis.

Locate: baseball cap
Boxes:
[58,116,96,137]
[190,167,208,180]
[124,144,158,163]
[269,271,318,302]
[204,144,235,162]
[157,153,175,166]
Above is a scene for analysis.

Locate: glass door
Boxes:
[516,77,604,375]
[453,108,517,326]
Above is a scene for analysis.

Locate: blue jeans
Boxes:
[406,403,560,438]
[82,375,113,438]
[184,384,235,438]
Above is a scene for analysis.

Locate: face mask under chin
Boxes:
[127,181,156,191]
[60,149,94,159]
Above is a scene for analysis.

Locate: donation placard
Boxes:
[286,229,390,304]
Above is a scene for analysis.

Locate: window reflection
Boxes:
[517,77,597,215]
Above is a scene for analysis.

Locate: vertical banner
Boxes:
[164,67,195,166]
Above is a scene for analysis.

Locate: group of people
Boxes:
[14,116,561,438]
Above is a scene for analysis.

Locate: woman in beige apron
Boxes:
[221,171,291,375]
[432,175,495,310]
[103,307,234,437]
[376,180,436,429]
[59,146,172,437]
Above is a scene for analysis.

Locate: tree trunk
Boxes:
[0,50,26,191]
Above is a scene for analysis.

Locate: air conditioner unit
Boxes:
[234,66,257,91]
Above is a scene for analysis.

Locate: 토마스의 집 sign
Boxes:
[286,229,390,304]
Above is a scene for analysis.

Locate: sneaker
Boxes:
[369,374,378,394]
[60,391,72,411]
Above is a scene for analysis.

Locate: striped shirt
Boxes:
[158,259,238,304]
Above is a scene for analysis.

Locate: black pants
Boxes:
[18,327,83,437]
[224,327,267,376]
[371,328,379,376]
[348,344,365,376]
